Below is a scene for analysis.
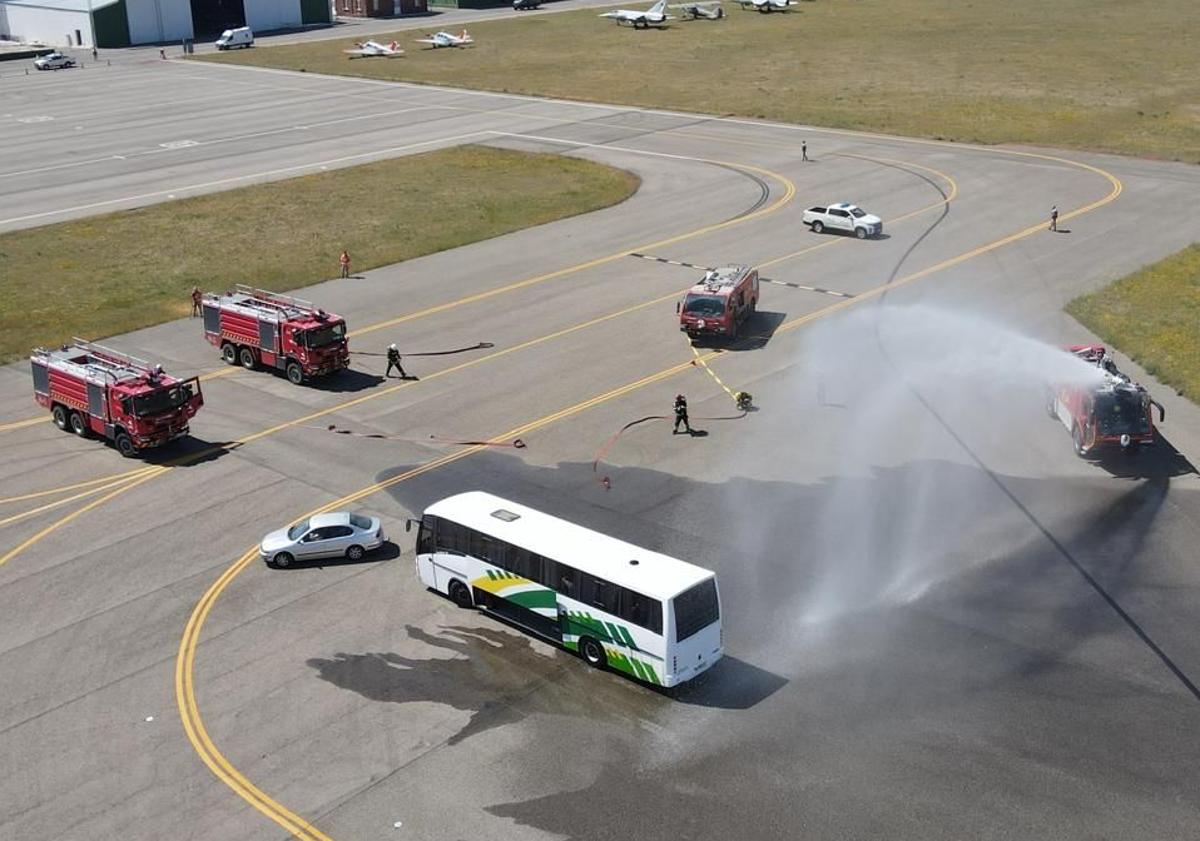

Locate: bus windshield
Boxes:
[302,322,346,348]
[131,382,193,417]
[674,578,719,642]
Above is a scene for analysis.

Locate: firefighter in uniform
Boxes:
[190,286,202,317]
[673,394,692,435]
[385,344,408,379]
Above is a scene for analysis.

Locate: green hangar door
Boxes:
[191,0,246,38]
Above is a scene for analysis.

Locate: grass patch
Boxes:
[1067,244,1200,403]
[198,0,1200,161]
[0,145,638,363]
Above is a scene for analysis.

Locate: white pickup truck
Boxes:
[802,203,883,239]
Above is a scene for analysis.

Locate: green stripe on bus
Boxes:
[506,589,558,611]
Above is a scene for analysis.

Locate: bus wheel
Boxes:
[221,343,237,365]
[114,432,137,458]
[449,580,474,609]
[239,346,257,370]
[579,636,606,669]
[52,404,69,431]
[69,412,89,437]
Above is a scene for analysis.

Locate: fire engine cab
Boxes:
[31,340,203,457]
[678,265,759,342]
[1048,345,1164,457]
[202,285,350,384]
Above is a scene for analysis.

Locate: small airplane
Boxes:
[415,29,475,48]
[599,0,673,28]
[670,1,723,19]
[342,40,404,58]
[739,0,796,11]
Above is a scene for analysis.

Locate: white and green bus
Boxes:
[412,491,722,687]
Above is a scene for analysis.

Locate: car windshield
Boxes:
[683,295,725,317]
[1095,392,1149,435]
[131,382,193,416]
[302,322,346,348]
[849,207,866,218]
[349,514,372,530]
[287,519,311,540]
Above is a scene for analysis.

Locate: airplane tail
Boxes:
[649,0,668,16]
[460,29,471,41]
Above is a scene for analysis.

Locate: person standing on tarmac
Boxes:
[339,249,351,279]
[1049,206,1059,232]
[190,286,202,317]
[673,394,692,435]
[386,344,408,379]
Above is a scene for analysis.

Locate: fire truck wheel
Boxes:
[448,579,474,609]
[114,432,137,458]
[239,347,257,370]
[345,544,365,561]
[812,220,824,234]
[51,405,69,431]
[579,636,606,669]
[221,343,237,365]
[285,361,304,385]
[69,412,89,437]
[1045,392,1057,418]
[271,551,293,568]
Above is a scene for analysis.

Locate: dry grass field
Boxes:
[200,0,1200,161]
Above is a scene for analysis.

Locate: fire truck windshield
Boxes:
[302,322,346,348]
[683,295,726,317]
[1094,391,1150,435]
[131,383,193,417]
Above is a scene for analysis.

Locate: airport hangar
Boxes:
[0,0,330,48]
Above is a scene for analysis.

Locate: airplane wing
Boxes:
[598,11,626,18]
[414,37,439,44]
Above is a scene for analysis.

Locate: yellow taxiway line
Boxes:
[174,155,1119,841]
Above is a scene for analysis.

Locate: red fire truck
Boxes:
[1047,345,1164,457]
[677,265,759,342]
[202,285,350,384]
[31,340,204,457]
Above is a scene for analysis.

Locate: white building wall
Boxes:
[124,0,192,44]
[0,2,92,46]
[245,0,301,34]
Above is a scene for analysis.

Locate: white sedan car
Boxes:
[260,511,384,568]
[34,52,76,70]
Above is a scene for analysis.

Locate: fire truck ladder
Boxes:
[234,284,320,319]
[68,338,157,383]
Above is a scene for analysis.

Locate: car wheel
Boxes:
[52,404,69,431]
[272,551,294,569]
[1045,391,1058,418]
[448,580,474,609]
[345,544,365,562]
[1072,424,1087,457]
[856,227,868,240]
[70,411,89,437]
[812,221,824,234]
[579,636,606,669]
[285,361,304,385]
[114,432,137,458]
[239,346,257,370]
[221,343,237,365]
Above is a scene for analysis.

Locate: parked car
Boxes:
[34,52,76,71]
[260,511,384,567]
[802,203,884,239]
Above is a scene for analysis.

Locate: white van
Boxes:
[215,27,254,50]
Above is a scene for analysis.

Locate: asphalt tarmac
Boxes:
[2,60,1200,841]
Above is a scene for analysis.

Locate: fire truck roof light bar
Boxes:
[233,284,319,316]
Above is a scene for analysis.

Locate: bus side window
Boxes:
[556,563,579,598]
[621,589,662,634]
[438,520,466,554]
[510,546,537,580]
[591,578,620,614]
